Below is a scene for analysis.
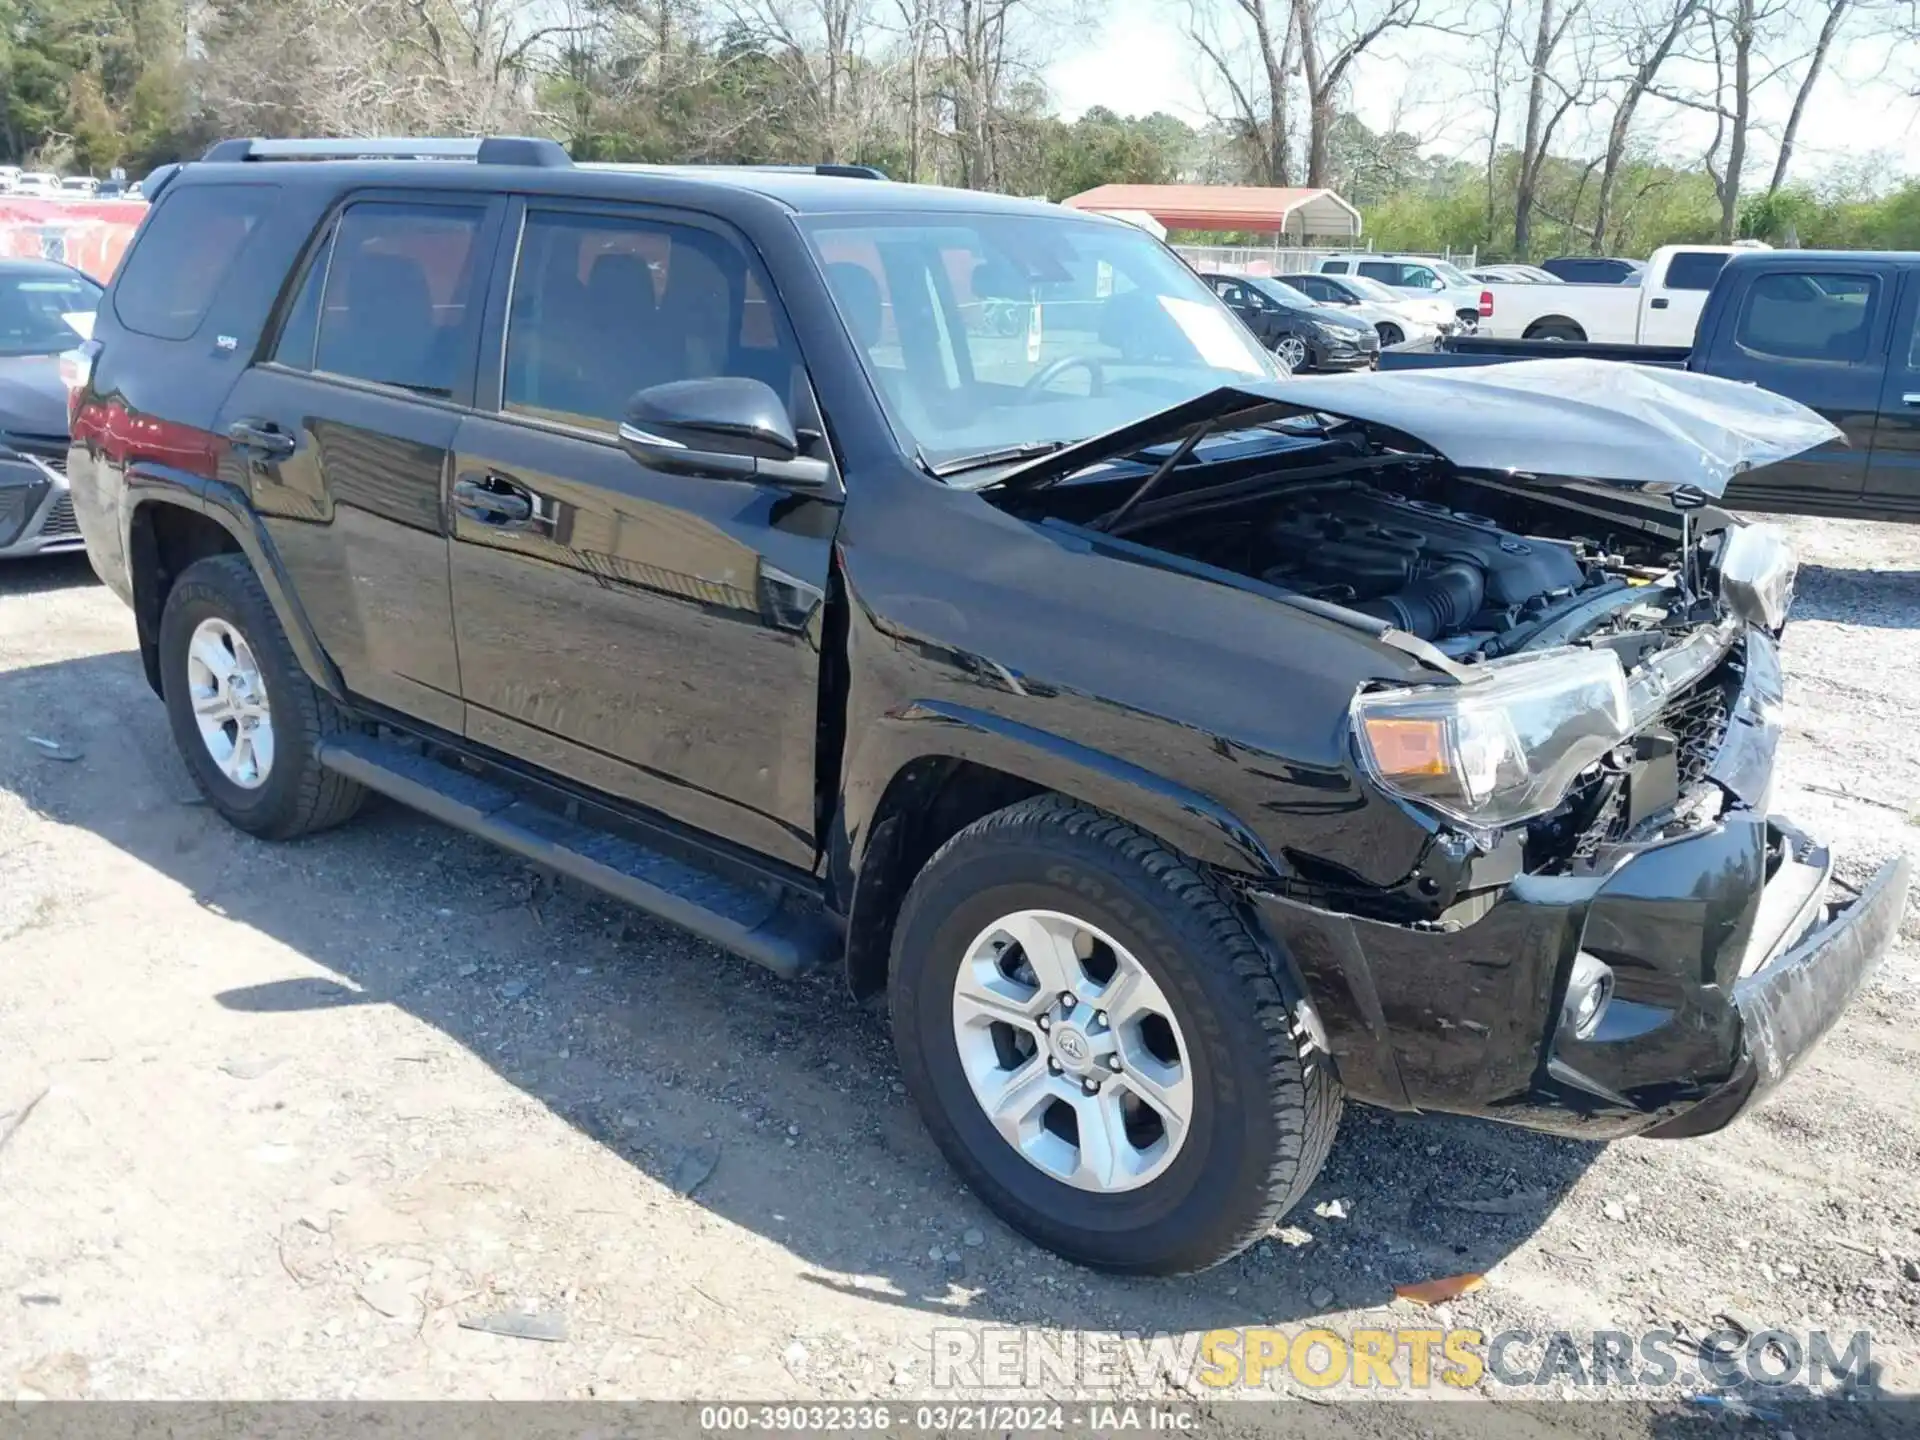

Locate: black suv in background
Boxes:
[69,138,1906,1275]
[1197,271,1378,372]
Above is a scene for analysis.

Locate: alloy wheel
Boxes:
[950,909,1194,1193]
[185,616,275,789]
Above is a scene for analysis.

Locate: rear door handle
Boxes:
[1649,297,1670,309]
[453,473,536,528]
[1903,393,1920,407]
[227,419,295,459]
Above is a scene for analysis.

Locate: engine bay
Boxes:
[1116,472,1689,660]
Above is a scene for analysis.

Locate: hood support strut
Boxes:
[1090,420,1215,534]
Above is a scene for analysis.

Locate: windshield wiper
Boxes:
[930,440,1070,478]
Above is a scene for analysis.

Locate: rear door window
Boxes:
[1734,271,1878,364]
[313,202,486,398]
[1322,259,1350,274]
[112,184,277,340]
[1663,251,1731,291]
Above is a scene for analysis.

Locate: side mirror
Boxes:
[1428,277,1446,291]
[619,377,831,491]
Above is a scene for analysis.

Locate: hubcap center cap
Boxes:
[1052,1026,1091,1069]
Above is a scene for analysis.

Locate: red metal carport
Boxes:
[1062,184,1363,243]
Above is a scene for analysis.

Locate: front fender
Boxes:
[840,700,1285,884]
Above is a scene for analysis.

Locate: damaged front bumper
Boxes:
[1249,626,1911,1139]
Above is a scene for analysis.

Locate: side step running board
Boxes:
[318,732,837,979]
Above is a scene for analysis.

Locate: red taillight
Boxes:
[1478,289,1494,318]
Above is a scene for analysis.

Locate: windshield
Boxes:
[802,212,1280,474]
[1344,275,1403,305]
[1247,276,1315,310]
[1431,261,1475,287]
[0,270,101,356]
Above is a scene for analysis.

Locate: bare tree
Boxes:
[1589,0,1703,250]
[1476,0,1520,239]
[1512,0,1590,257]
[1186,0,1296,185]
[1768,0,1849,193]
[1291,0,1423,186]
[721,0,890,162]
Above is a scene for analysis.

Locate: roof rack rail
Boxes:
[580,161,890,181]
[200,137,572,168]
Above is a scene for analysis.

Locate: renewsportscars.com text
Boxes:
[930,1326,1873,1392]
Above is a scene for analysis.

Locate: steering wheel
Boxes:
[1021,353,1106,399]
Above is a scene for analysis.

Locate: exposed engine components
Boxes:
[1258,486,1598,642]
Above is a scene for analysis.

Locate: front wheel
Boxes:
[889,797,1340,1274]
[1274,334,1310,372]
[1376,322,1404,347]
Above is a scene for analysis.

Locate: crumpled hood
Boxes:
[993,358,1843,497]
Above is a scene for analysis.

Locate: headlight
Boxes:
[1718,522,1797,631]
[1353,647,1632,831]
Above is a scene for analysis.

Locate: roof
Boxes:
[173,148,1079,222]
[1062,184,1362,239]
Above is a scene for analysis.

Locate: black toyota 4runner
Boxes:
[69,137,1908,1275]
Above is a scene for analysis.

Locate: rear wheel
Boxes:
[159,554,365,840]
[889,797,1341,1274]
[1525,319,1586,342]
[1376,322,1404,347]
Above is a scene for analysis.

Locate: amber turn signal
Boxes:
[1360,717,1450,778]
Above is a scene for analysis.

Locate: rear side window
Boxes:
[112,184,276,340]
[1322,259,1349,273]
[1663,251,1731,291]
[1734,271,1877,364]
[503,209,803,435]
[314,203,485,398]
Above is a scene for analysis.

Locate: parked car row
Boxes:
[0,166,140,199]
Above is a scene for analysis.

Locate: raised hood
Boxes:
[990,357,1842,497]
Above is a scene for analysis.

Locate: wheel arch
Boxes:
[836,703,1285,1000]
[1523,315,1588,341]
[128,478,343,703]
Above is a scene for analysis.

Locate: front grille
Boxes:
[6,432,67,476]
[1561,652,1739,862]
[1665,672,1734,793]
[39,495,78,539]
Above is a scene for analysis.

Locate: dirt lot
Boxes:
[2,516,1919,1421]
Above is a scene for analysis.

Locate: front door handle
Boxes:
[453,473,536,528]
[1903,393,1920,407]
[228,419,295,459]
[1649,297,1670,309]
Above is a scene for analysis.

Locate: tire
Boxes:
[159,553,365,840]
[1274,334,1310,372]
[1377,322,1404,347]
[1525,319,1585,342]
[889,796,1340,1275]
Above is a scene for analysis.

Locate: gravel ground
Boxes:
[2,517,1918,1429]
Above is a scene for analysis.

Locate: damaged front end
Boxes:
[988,359,1910,1136]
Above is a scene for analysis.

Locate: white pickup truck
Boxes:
[1475,243,1770,344]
